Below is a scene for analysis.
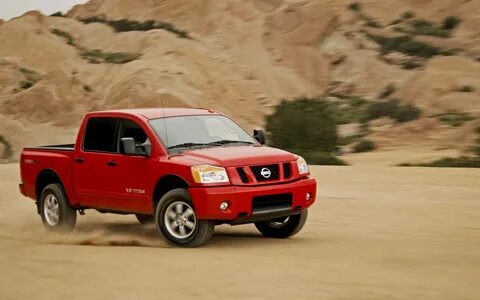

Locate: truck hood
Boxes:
[172,145,297,167]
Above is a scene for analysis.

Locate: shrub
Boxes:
[456,85,474,92]
[50,12,64,17]
[402,11,415,20]
[408,19,450,37]
[19,81,33,90]
[287,150,347,165]
[394,104,422,122]
[348,2,361,11]
[266,98,338,154]
[365,99,421,122]
[399,156,480,168]
[437,113,475,127]
[19,67,36,76]
[378,83,396,98]
[401,59,423,69]
[365,19,382,28]
[338,134,364,146]
[51,28,75,45]
[83,85,92,92]
[353,139,376,153]
[367,33,442,58]
[81,49,141,64]
[79,17,190,39]
[442,16,461,30]
[330,97,368,124]
[0,135,13,159]
[441,48,462,56]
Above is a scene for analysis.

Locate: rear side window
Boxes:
[83,117,118,152]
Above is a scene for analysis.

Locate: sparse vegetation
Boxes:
[348,2,361,12]
[50,12,64,17]
[51,28,75,45]
[353,139,376,153]
[402,11,415,20]
[338,133,365,146]
[19,81,34,90]
[0,135,13,159]
[399,157,480,168]
[378,83,396,98]
[456,85,474,93]
[266,98,346,165]
[442,16,461,30]
[365,99,421,123]
[401,59,423,70]
[330,97,369,125]
[366,33,442,58]
[407,19,450,37]
[81,49,141,64]
[389,13,460,38]
[436,113,475,127]
[400,125,480,168]
[79,17,190,39]
[83,85,92,92]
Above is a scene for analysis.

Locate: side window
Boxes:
[117,119,149,154]
[83,117,118,152]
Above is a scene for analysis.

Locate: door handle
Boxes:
[106,160,117,167]
[74,157,84,163]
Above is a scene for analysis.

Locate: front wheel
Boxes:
[255,210,308,238]
[155,188,214,247]
[39,183,77,232]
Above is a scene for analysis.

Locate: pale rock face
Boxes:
[0,0,479,160]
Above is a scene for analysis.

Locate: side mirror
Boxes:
[253,129,266,145]
[121,137,151,156]
[121,137,136,155]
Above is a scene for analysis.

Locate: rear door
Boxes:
[73,117,120,209]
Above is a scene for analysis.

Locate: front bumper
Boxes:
[188,177,316,222]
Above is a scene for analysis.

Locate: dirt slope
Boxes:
[1,0,479,161]
[1,164,479,299]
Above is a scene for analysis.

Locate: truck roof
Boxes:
[88,108,219,120]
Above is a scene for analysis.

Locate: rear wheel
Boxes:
[39,183,77,232]
[135,214,154,224]
[255,210,308,238]
[155,188,214,247]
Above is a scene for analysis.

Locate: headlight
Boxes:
[191,165,229,184]
[296,157,309,175]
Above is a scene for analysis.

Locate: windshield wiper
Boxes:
[208,140,254,146]
[167,142,208,150]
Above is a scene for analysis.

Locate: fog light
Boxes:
[220,201,229,211]
[306,193,311,201]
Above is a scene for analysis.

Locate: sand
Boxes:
[0,163,479,299]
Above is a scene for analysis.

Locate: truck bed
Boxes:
[20,145,76,201]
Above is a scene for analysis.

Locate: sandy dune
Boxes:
[0,163,479,299]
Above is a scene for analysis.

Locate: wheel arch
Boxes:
[35,169,65,201]
[152,174,189,213]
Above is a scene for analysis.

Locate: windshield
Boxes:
[149,115,256,152]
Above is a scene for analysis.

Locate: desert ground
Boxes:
[0,161,479,300]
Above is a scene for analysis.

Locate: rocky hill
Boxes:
[1,0,479,162]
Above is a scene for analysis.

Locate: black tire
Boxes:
[135,214,154,224]
[39,183,77,232]
[155,188,214,247]
[254,210,308,238]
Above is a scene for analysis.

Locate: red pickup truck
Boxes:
[19,108,316,247]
